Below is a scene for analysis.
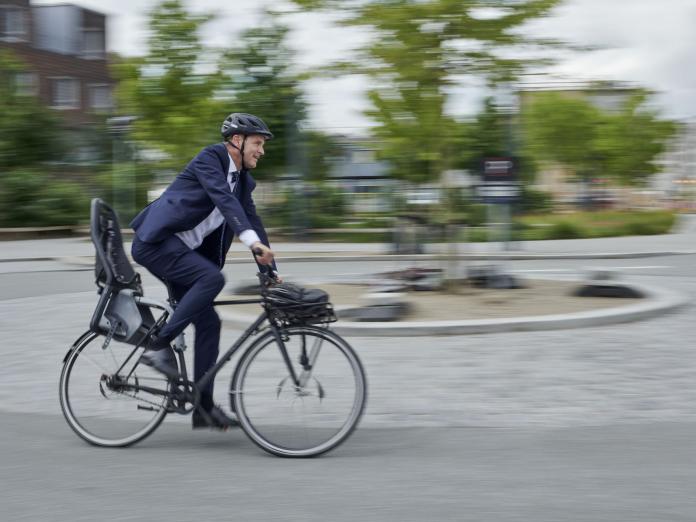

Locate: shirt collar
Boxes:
[228,153,239,174]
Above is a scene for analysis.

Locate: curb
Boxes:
[14,249,694,266]
[218,281,691,337]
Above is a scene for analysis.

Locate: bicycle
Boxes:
[59,199,367,457]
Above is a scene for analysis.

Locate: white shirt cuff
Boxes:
[239,229,261,248]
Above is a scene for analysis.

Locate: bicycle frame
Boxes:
[103,296,306,407]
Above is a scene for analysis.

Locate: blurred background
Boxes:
[3,4,696,516]
[0,0,694,243]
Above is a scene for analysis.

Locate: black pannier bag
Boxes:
[89,199,155,345]
[264,282,336,326]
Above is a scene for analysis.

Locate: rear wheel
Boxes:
[59,333,171,447]
[231,326,367,457]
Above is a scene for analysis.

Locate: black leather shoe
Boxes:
[192,405,239,430]
[144,332,171,351]
[140,347,178,379]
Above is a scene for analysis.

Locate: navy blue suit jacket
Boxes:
[130,142,273,269]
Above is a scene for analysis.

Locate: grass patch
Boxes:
[516,210,676,240]
[272,210,677,243]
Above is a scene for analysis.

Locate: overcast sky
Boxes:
[33,0,696,133]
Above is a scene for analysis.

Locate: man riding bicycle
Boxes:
[130,113,279,430]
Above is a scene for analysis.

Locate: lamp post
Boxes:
[107,116,137,220]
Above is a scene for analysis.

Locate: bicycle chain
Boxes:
[107,377,189,413]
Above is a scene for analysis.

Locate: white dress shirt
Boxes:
[176,154,261,250]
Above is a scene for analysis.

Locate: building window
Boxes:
[1,7,27,40]
[82,29,105,58]
[14,72,38,96]
[50,78,80,109]
[88,84,112,111]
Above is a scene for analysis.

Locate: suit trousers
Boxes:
[131,235,225,398]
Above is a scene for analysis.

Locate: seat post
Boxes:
[164,280,178,308]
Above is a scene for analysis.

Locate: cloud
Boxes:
[31,0,696,125]
[525,0,696,118]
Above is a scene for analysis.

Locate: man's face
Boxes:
[233,134,266,169]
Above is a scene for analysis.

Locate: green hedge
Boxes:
[0,169,90,227]
[264,183,347,230]
[298,210,677,243]
[516,210,676,240]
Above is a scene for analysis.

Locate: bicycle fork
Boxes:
[272,328,325,389]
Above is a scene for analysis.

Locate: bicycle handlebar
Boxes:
[252,247,279,288]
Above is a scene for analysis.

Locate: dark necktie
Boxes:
[230,170,242,197]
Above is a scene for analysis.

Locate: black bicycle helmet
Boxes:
[220,113,274,140]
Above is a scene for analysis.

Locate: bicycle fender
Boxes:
[62,330,95,363]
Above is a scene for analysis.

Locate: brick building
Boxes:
[0,0,113,123]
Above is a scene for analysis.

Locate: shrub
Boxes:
[547,220,584,239]
[0,169,89,226]
[263,182,347,230]
[519,186,554,214]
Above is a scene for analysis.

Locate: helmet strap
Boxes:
[226,135,248,170]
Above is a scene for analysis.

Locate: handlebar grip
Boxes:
[252,247,274,279]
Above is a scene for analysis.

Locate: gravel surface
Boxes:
[223,280,641,320]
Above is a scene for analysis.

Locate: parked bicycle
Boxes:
[59,199,367,457]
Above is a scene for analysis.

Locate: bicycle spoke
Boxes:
[232,326,366,457]
[60,333,170,447]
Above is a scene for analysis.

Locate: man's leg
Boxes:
[132,235,225,342]
[194,306,221,410]
[168,283,237,429]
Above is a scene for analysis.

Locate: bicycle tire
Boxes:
[59,332,170,447]
[230,326,367,458]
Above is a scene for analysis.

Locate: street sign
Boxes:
[479,157,519,204]
[476,184,520,199]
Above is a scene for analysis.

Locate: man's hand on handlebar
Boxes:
[251,242,274,265]
[252,243,283,284]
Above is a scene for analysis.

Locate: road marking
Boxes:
[601,266,671,270]
[512,269,573,273]
[512,266,672,273]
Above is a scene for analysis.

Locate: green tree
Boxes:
[112,0,226,171]
[466,97,509,165]
[521,91,601,181]
[0,51,92,226]
[219,12,312,181]
[521,90,676,185]
[595,93,676,185]
[292,0,561,184]
[0,50,65,168]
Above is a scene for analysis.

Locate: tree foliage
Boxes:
[220,17,309,180]
[521,90,676,185]
[292,0,562,183]
[0,50,65,168]
[112,0,225,170]
[114,2,335,183]
[466,97,509,164]
[594,93,677,185]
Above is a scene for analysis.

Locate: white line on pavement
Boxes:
[601,266,672,270]
[512,269,573,273]
[512,266,672,273]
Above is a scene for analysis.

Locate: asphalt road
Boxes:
[3,412,695,522]
[1,252,695,520]
[1,253,696,300]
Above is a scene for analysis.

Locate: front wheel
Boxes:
[231,326,367,457]
[59,332,172,447]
